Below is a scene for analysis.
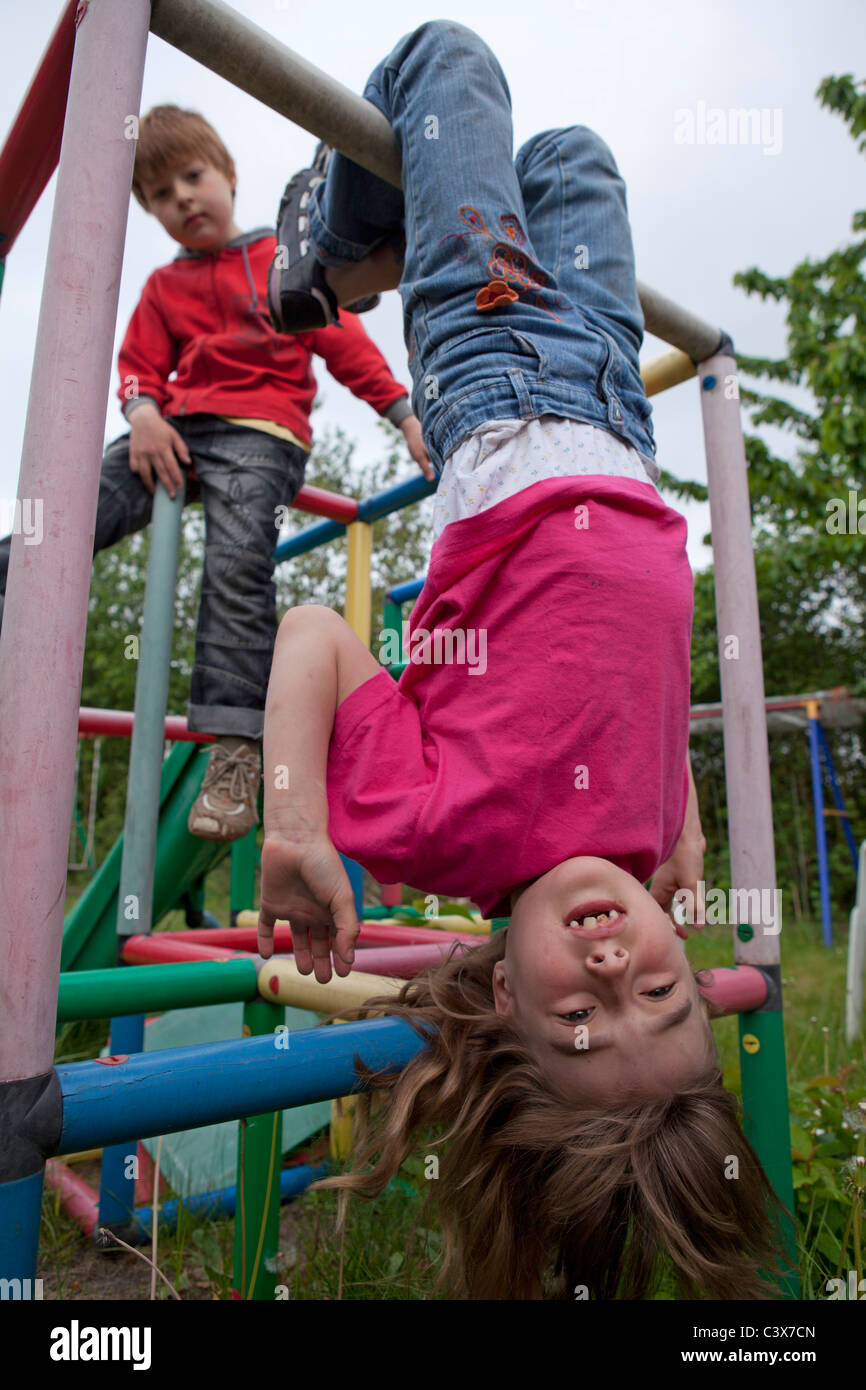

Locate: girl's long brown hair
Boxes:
[315,932,794,1300]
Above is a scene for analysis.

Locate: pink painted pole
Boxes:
[699,357,780,965]
[43,1160,99,1238]
[0,0,152,1081]
[695,965,767,1014]
[123,932,474,977]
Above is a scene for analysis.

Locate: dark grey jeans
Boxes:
[0,414,307,741]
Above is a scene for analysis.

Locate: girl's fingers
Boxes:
[291,924,314,976]
[257,908,276,959]
[331,898,359,979]
[310,930,334,984]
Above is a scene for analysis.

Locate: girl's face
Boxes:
[492,856,715,1102]
[141,159,241,250]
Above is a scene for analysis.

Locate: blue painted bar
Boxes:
[0,1170,44,1285]
[387,577,425,605]
[815,723,859,871]
[339,854,365,919]
[808,714,833,946]
[98,1012,145,1225]
[57,1018,430,1154]
[131,1161,329,1239]
[273,518,346,562]
[356,474,435,525]
[272,476,434,566]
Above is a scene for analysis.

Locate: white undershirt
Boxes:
[432,415,660,542]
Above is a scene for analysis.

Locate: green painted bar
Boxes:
[56,959,259,1021]
[382,599,403,668]
[233,997,286,1300]
[187,874,206,915]
[738,1009,801,1298]
[230,829,259,916]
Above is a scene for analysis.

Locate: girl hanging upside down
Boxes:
[259,20,791,1300]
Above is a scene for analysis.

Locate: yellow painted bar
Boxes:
[256,956,401,1013]
[237,908,492,935]
[329,1016,359,1160]
[344,520,373,647]
[363,914,492,934]
[641,348,696,398]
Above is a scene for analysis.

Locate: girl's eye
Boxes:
[559,984,675,1021]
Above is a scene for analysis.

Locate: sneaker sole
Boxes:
[268,169,337,333]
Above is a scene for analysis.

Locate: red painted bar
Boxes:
[291,483,358,523]
[123,936,239,965]
[78,708,213,742]
[168,926,296,951]
[168,922,477,949]
[0,0,77,260]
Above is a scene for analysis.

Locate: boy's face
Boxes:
[140,158,240,249]
[493,856,715,1103]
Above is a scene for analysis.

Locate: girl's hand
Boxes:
[649,827,708,940]
[399,414,436,481]
[257,834,359,980]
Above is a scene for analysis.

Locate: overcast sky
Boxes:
[1,0,863,574]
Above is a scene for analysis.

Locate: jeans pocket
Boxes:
[430,324,548,378]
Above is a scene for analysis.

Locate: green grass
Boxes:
[48,869,866,1300]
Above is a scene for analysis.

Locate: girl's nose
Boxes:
[585,946,629,973]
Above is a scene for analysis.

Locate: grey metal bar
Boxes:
[149,0,400,185]
[149,0,725,363]
[115,482,187,940]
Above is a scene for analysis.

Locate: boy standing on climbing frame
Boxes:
[0,106,432,842]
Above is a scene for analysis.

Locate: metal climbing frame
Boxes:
[0,0,797,1296]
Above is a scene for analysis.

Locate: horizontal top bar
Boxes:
[150,0,728,362]
[78,708,212,742]
[387,577,425,605]
[292,483,358,523]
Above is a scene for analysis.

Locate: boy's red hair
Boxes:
[131,105,236,210]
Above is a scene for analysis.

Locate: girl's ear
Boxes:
[491,960,513,1016]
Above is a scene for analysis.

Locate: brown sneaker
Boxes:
[187,743,261,842]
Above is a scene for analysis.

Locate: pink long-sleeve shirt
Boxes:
[326,471,694,918]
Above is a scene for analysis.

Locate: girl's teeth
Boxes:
[582,916,597,928]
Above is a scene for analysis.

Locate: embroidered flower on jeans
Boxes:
[475,278,520,312]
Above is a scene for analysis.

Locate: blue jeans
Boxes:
[308,19,656,478]
[0,415,307,740]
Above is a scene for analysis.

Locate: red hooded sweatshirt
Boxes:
[116,227,413,439]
